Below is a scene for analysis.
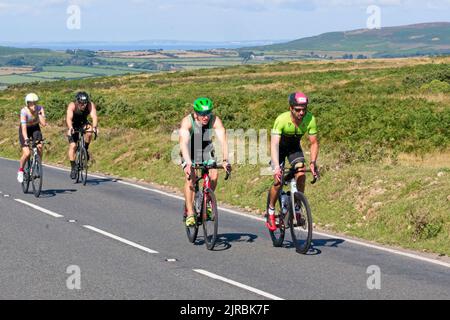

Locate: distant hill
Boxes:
[242,22,450,58]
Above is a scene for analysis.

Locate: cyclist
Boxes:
[17,93,47,183]
[267,92,319,231]
[179,97,231,227]
[66,91,98,179]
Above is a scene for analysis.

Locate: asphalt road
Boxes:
[0,157,449,300]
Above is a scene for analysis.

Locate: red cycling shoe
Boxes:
[266,214,278,232]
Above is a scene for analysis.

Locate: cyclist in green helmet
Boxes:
[179,97,231,227]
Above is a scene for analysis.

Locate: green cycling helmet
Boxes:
[193,97,213,115]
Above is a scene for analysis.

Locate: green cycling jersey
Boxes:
[272,111,318,139]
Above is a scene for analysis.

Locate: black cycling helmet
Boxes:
[75,91,90,104]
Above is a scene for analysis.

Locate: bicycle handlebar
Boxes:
[71,129,98,141]
[283,167,319,185]
[188,164,231,181]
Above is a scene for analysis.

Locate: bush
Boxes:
[420,80,450,93]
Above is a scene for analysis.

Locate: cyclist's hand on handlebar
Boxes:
[67,127,74,136]
[310,162,320,180]
[24,138,30,147]
[222,161,231,173]
[273,166,282,183]
[183,162,193,179]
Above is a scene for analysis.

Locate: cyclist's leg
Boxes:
[288,149,306,193]
[68,130,78,162]
[18,127,31,169]
[83,123,93,149]
[33,129,43,159]
[205,148,218,191]
[68,129,78,178]
[268,148,286,209]
[182,158,196,216]
[19,147,31,169]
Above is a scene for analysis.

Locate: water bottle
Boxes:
[280,192,288,215]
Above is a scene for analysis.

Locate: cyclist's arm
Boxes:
[309,134,319,163]
[38,106,47,127]
[213,117,228,163]
[179,117,192,166]
[271,134,281,169]
[89,103,98,129]
[66,103,74,131]
[307,115,319,164]
[20,110,29,141]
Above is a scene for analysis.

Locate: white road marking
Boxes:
[83,225,159,254]
[193,269,284,300]
[2,157,449,269]
[14,199,64,218]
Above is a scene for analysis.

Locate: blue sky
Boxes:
[0,0,449,42]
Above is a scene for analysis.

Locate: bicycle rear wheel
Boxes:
[184,206,199,243]
[289,192,313,254]
[21,160,31,194]
[266,190,285,247]
[31,155,43,198]
[202,188,218,250]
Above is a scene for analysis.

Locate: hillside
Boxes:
[242,22,450,57]
[0,57,449,256]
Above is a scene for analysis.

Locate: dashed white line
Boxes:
[193,269,284,300]
[14,199,64,218]
[83,225,159,254]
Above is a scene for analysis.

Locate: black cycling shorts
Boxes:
[19,125,43,148]
[68,122,90,144]
[278,144,305,167]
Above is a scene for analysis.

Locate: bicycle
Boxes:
[266,164,318,254]
[183,162,230,250]
[21,139,46,198]
[73,127,97,186]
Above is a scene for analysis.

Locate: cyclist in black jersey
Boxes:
[66,92,98,179]
[179,98,231,227]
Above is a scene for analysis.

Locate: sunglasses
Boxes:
[196,111,212,117]
[292,107,307,113]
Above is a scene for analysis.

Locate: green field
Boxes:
[0,74,50,84]
[0,56,449,255]
[42,65,145,75]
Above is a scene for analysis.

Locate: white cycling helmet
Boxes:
[25,93,39,104]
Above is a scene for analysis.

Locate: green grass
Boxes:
[0,56,449,255]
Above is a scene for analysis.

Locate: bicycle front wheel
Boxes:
[289,192,313,254]
[80,148,88,186]
[184,206,199,244]
[202,188,218,250]
[31,155,43,198]
[21,160,31,194]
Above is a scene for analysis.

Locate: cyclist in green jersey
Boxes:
[179,98,231,227]
[266,92,320,231]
